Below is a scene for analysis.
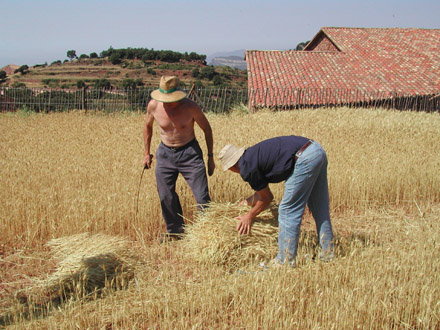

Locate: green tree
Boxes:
[90,52,98,58]
[0,70,6,81]
[67,50,77,60]
[100,46,114,58]
[15,65,29,75]
[200,66,216,80]
[121,79,137,90]
[213,75,223,86]
[12,81,26,88]
[93,79,111,89]
[146,68,156,75]
[109,52,123,65]
[295,41,310,51]
[158,50,181,63]
[193,80,204,88]
[191,67,200,78]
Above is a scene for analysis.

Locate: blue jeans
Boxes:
[276,141,334,264]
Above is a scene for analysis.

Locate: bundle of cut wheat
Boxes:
[36,232,138,299]
[182,202,279,269]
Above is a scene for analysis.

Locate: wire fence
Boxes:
[1,87,439,113]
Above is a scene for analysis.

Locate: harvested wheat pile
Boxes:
[35,232,138,299]
[182,203,279,269]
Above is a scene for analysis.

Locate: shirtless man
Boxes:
[143,76,215,239]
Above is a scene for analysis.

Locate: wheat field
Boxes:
[0,107,439,329]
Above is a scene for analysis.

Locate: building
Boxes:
[245,27,440,111]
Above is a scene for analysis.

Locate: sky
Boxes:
[1,0,439,68]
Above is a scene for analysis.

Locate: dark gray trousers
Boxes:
[155,139,210,233]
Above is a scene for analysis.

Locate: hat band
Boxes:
[159,87,178,94]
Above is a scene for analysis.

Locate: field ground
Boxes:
[0,107,439,329]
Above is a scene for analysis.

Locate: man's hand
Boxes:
[207,157,215,176]
[235,187,273,235]
[236,213,254,235]
[143,154,153,169]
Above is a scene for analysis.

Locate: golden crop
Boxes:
[0,107,439,329]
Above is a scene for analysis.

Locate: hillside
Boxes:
[0,64,19,76]
[1,58,247,90]
[207,49,247,70]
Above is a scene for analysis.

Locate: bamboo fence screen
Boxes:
[0,87,438,113]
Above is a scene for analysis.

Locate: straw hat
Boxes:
[150,76,187,103]
[219,144,245,171]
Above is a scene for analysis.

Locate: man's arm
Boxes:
[192,104,215,176]
[240,192,260,207]
[143,101,155,168]
[236,186,273,235]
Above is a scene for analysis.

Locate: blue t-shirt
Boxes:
[238,135,310,191]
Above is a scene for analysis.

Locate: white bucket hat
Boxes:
[218,144,245,171]
[150,76,187,103]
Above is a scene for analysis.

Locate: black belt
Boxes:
[295,140,313,161]
[162,138,196,152]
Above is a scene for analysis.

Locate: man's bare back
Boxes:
[149,98,197,147]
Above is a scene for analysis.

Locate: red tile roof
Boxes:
[245,27,440,108]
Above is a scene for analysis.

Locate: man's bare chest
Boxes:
[154,109,194,131]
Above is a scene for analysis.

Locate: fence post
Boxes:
[82,87,86,113]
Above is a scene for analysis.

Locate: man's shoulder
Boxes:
[147,99,161,113]
[148,99,159,107]
[175,98,202,116]
[179,98,199,109]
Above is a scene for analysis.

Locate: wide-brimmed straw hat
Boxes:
[219,144,245,171]
[151,76,187,103]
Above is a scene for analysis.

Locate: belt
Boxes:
[295,140,313,161]
[162,138,196,152]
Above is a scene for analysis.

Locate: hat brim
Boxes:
[222,147,245,171]
[151,89,187,103]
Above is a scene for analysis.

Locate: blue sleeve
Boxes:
[241,167,268,191]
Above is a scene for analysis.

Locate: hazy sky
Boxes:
[1,0,439,68]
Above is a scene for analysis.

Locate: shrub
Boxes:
[14,65,29,75]
[76,80,86,89]
[191,67,200,78]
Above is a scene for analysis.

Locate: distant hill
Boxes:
[207,49,245,63]
[1,64,19,75]
[207,49,247,70]
[210,56,247,70]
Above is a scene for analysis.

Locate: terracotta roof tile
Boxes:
[246,27,440,107]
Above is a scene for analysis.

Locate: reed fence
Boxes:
[248,88,440,112]
[1,87,438,113]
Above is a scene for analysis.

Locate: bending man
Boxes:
[219,136,333,266]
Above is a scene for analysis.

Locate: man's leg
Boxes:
[307,145,334,260]
[276,142,326,264]
[155,145,184,234]
[178,141,210,211]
